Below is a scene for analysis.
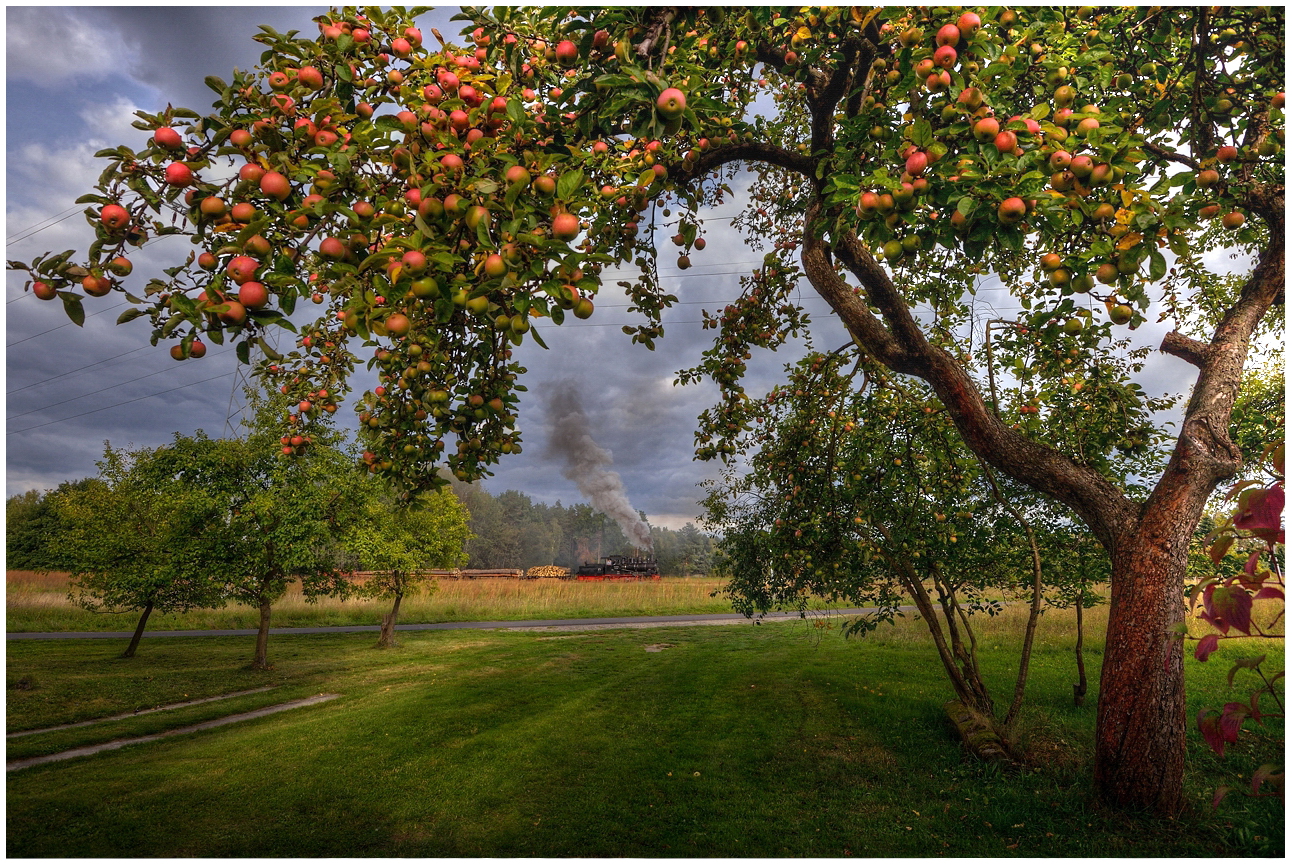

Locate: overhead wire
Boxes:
[6,370,238,436]
[6,345,236,423]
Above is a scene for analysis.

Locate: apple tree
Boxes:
[159,391,369,669]
[343,484,471,648]
[7,6,1284,813]
[52,443,229,658]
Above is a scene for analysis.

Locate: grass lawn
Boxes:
[6,571,734,632]
[6,606,1283,857]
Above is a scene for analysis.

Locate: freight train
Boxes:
[575,554,660,581]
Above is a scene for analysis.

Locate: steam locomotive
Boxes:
[575,554,660,580]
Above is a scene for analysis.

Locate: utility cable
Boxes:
[6,370,237,436]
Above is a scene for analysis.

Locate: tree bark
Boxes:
[1094,533,1190,813]
[122,600,154,659]
[378,586,404,649]
[253,590,273,670]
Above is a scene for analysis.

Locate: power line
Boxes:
[5,206,85,247]
[5,299,132,346]
[6,346,235,423]
[6,370,237,436]
[6,345,155,395]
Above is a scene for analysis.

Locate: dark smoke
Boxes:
[545,380,654,551]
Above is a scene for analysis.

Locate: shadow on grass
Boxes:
[5,622,1284,857]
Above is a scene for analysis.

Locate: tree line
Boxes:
[447,481,715,575]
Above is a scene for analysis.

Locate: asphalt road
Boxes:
[6,608,898,640]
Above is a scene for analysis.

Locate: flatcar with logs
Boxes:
[575,555,660,581]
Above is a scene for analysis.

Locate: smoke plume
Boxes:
[546,380,654,551]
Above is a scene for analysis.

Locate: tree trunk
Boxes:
[252,592,273,670]
[1073,592,1088,708]
[122,601,154,659]
[1093,535,1189,814]
[378,588,403,649]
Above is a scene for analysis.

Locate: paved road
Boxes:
[6,608,895,641]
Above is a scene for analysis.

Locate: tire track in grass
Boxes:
[6,693,341,772]
[7,686,279,738]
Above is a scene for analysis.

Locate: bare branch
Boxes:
[1160,330,1212,368]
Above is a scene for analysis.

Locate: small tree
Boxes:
[163,392,368,669]
[346,485,471,647]
[52,443,227,657]
[704,350,1059,744]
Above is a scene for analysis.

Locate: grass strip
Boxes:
[7,686,278,738]
[7,693,340,772]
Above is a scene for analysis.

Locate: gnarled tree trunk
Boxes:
[1094,536,1190,812]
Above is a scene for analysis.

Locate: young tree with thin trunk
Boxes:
[52,444,226,658]
[164,392,367,669]
[10,6,1283,813]
[344,485,471,648]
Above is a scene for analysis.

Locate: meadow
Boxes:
[6,588,1284,858]
[6,570,734,632]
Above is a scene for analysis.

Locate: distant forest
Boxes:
[448,480,716,576]
[9,480,716,578]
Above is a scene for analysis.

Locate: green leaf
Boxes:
[414,213,437,239]
[1148,248,1166,281]
[247,308,297,332]
[116,307,147,325]
[235,340,251,365]
[557,168,585,201]
[911,118,933,148]
[1227,654,1267,687]
[529,326,549,349]
[257,336,283,361]
[204,76,227,95]
[61,294,86,327]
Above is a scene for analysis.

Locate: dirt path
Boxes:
[6,693,340,772]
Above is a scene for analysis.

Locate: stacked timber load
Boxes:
[525,565,571,578]
[458,568,525,579]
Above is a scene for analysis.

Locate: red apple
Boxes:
[555,40,578,65]
[31,281,57,300]
[153,127,184,149]
[997,197,1027,224]
[656,87,687,119]
[319,237,348,260]
[552,212,580,241]
[100,204,131,230]
[297,66,324,89]
[935,23,961,47]
[385,313,412,336]
[973,117,1000,142]
[238,281,269,308]
[227,256,259,284]
[260,171,292,200]
[164,162,194,186]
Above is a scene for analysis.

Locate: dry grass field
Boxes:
[6,570,734,632]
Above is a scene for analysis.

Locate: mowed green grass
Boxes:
[6,610,1283,858]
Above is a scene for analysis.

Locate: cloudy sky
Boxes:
[5,7,1216,528]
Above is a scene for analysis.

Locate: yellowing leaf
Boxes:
[1116,232,1143,251]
